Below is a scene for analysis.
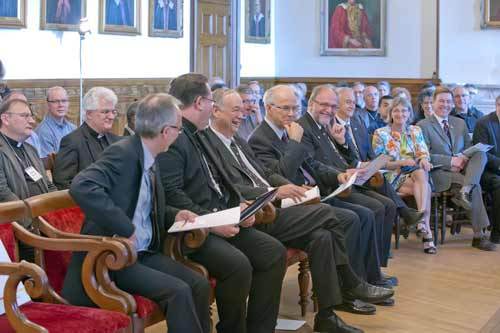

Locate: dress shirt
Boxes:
[25,132,43,158]
[35,114,77,157]
[433,114,449,131]
[336,116,360,154]
[131,140,154,252]
[264,117,285,140]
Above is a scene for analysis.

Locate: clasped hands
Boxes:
[450,154,468,172]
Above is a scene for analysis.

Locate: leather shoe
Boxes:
[399,207,424,227]
[472,237,497,251]
[370,279,393,289]
[451,192,472,211]
[343,282,394,304]
[372,297,395,306]
[314,313,364,333]
[381,273,399,286]
[334,299,376,315]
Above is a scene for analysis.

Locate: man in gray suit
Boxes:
[417,86,495,251]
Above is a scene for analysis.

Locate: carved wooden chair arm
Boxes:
[11,222,136,315]
[0,260,49,333]
[164,229,209,278]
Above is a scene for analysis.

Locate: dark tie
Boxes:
[442,119,452,143]
[148,167,157,224]
[344,124,361,160]
[281,133,289,143]
[229,141,267,187]
[281,133,315,185]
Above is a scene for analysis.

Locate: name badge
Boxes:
[25,166,42,182]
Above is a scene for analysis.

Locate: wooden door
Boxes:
[191,0,239,87]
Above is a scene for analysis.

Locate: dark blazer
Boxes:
[157,118,242,215]
[248,120,340,195]
[53,122,120,190]
[473,112,500,175]
[298,112,357,170]
[451,106,483,133]
[201,128,290,200]
[355,108,386,136]
[349,115,377,161]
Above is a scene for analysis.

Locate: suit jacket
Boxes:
[157,118,242,215]
[53,122,120,190]
[473,112,500,175]
[0,134,56,226]
[355,108,386,136]
[349,115,377,161]
[450,106,483,133]
[417,115,471,192]
[248,120,340,195]
[201,128,290,200]
[297,112,356,170]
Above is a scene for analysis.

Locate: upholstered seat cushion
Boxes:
[0,223,15,261]
[0,302,130,333]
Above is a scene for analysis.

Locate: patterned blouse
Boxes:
[372,125,430,187]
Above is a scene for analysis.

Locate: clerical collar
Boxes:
[264,117,285,140]
[84,122,105,139]
[209,125,232,146]
[1,133,23,148]
[182,117,199,135]
[307,111,322,129]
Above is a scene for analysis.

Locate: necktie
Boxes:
[281,132,288,143]
[282,132,315,185]
[344,124,361,160]
[148,167,157,224]
[442,119,452,143]
[229,141,267,187]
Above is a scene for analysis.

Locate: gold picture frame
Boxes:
[245,0,271,44]
[40,0,87,31]
[481,0,500,28]
[99,0,141,35]
[149,0,183,38]
[0,0,26,29]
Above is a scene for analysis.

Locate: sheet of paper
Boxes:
[168,207,240,233]
[281,186,320,209]
[275,319,306,330]
[354,155,390,186]
[321,172,357,202]
[0,243,31,315]
[462,143,493,157]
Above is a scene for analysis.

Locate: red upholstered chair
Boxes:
[25,190,209,333]
[0,200,132,333]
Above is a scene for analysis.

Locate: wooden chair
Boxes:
[431,191,471,244]
[0,200,132,333]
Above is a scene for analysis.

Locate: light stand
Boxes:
[79,18,91,125]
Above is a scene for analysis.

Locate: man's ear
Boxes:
[0,113,9,126]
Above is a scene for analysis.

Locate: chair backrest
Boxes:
[0,201,27,262]
[24,191,85,293]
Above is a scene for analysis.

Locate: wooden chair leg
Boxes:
[433,195,439,244]
[394,216,400,249]
[298,258,311,317]
[441,195,447,244]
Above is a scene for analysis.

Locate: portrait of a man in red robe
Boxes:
[328,0,374,49]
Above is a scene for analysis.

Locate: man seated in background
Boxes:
[473,95,500,244]
[248,80,266,119]
[451,85,483,134]
[123,101,138,136]
[235,84,262,141]
[53,87,121,189]
[0,98,56,260]
[352,81,365,110]
[377,81,391,98]
[418,86,495,251]
[356,86,385,136]
[35,86,76,157]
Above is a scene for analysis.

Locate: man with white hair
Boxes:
[53,87,120,189]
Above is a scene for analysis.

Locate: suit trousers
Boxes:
[482,171,500,235]
[259,203,357,310]
[189,227,287,333]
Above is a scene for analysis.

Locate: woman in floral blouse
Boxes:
[372,97,436,254]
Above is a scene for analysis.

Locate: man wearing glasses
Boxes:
[53,86,120,189]
[35,86,76,158]
[235,84,262,141]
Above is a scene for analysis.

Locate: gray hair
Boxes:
[212,88,238,108]
[83,87,118,112]
[135,93,181,138]
[47,86,68,100]
[263,84,294,106]
[308,84,337,106]
[495,95,500,105]
[451,85,469,96]
[387,96,414,125]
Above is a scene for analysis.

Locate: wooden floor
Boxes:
[147,228,500,333]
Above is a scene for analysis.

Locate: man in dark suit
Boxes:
[62,93,211,333]
[418,86,495,251]
[451,85,483,134]
[123,101,138,136]
[158,73,288,333]
[204,88,394,328]
[473,95,500,244]
[53,87,121,189]
[355,86,386,136]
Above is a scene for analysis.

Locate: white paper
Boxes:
[168,207,240,233]
[281,186,320,208]
[0,243,31,315]
[354,155,390,186]
[462,143,493,157]
[275,319,306,330]
[321,172,357,202]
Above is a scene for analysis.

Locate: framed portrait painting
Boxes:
[481,0,500,28]
[40,0,87,31]
[320,0,386,56]
[149,0,183,38]
[245,0,271,44]
[99,0,141,35]
[0,0,26,28]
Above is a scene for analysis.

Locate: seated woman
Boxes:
[413,88,434,124]
[372,97,436,254]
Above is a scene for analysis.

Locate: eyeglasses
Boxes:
[270,104,300,113]
[313,99,337,110]
[6,112,34,119]
[201,96,215,105]
[93,109,118,116]
[47,99,69,104]
[242,99,257,105]
[166,125,183,133]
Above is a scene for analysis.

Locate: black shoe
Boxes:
[372,297,395,306]
[314,313,364,333]
[472,237,497,251]
[334,299,376,315]
[343,282,394,304]
[451,192,472,211]
[371,279,393,289]
[399,207,424,227]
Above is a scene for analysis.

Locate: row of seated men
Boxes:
[0,74,498,333]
